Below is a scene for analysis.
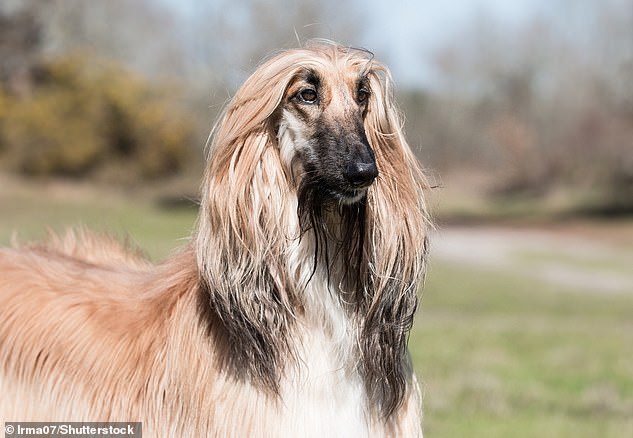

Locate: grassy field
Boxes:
[416,262,633,437]
[1,182,632,437]
[0,180,197,259]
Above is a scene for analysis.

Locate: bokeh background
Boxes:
[1,0,632,436]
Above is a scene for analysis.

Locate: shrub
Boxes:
[0,54,195,180]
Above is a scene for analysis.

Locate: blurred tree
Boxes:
[0,55,195,181]
[184,0,363,87]
[0,1,46,96]
[0,1,199,182]
[43,0,186,80]
[403,1,633,209]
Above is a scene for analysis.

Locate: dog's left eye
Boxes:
[297,89,318,104]
[357,86,370,104]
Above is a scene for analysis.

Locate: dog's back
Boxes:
[0,234,296,437]
[0,233,152,419]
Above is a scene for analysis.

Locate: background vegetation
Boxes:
[1,0,631,211]
[0,55,194,180]
[0,2,198,182]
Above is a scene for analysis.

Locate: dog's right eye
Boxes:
[296,89,318,104]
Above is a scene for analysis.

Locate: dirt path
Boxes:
[431,226,633,294]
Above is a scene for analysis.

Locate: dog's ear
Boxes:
[195,58,300,392]
[359,63,431,416]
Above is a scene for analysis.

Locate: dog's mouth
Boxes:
[330,185,370,204]
[322,184,371,205]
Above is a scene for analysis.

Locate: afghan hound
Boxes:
[0,42,430,437]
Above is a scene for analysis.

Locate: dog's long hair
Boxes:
[0,42,429,436]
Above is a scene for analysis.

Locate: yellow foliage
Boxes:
[0,54,194,180]
[4,88,104,175]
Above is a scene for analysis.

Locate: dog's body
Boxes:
[0,43,429,437]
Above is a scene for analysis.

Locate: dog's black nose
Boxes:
[344,161,378,187]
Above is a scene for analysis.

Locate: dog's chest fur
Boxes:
[280,279,368,437]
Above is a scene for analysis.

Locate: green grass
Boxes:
[514,248,633,276]
[2,184,632,437]
[0,186,198,259]
[413,262,633,437]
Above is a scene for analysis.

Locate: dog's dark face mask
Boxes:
[278,68,378,206]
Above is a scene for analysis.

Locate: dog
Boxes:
[0,42,430,437]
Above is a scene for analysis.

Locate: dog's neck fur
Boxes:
[198,130,418,418]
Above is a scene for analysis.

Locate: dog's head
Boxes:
[203,42,415,207]
[278,59,377,204]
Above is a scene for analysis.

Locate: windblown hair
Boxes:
[196,42,430,416]
[0,41,430,436]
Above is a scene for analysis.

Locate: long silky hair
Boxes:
[195,41,430,417]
